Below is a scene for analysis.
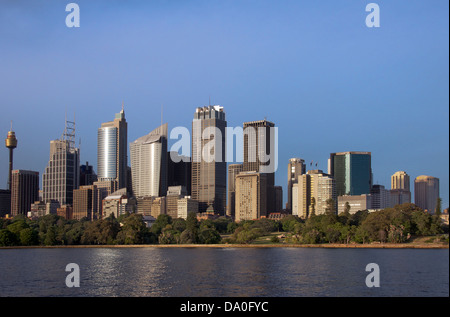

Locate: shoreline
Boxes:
[1,243,448,250]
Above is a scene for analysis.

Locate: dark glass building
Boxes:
[328,151,372,196]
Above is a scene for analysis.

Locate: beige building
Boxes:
[390,171,411,206]
[166,186,187,219]
[150,196,166,219]
[73,185,107,221]
[227,163,243,218]
[235,172,267,222]
[414,175,440,213]
[287,158,305,212]
[292,170,336,218]
[177,196,199,220]
[102,188,135,218]
[337,194,372,214]
[391,171,410,190]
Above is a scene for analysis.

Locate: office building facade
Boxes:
[10,170,39,216]
[287,158,305,212]
[227,163,243,218]
[42,128,80,206]
[390,171,411,206]
[414,175,440,213]
[130,123,168,198]
[191,105,227,214]
[235,172,267,222]
[328,151,372,196]
[243,119,277,213]
[98,107,128,190]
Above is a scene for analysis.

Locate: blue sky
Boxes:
[0,0,448,208]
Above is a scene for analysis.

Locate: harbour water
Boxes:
[0,247,448,297]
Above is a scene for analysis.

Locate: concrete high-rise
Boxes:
[191,105,227,215]
[370,184,391,209]
[287,158,305,212]
[227,163,243,218]
[10,170,39,216]
[328,151,372,196]
[390,171,411,206]
[414,175,440,213]
[97,106,128,190]
[391,171,410,190]
[42,119,80,206]
[235,171,267,221]
[292,170,336,218]
[130,123,168,198]
[243,119,277,213]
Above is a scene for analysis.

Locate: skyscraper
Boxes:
[10,170,39,216]
[287,158,305,212]
[42,119,80,206]
[391,171,410,190]
[130,123,168,198]
[167,151,191,195]
[370,184,391,209]
[328,151,372,196]
[191,105,227,214]
[227,163,243,218]
[243,119,277,213]
[97,106,128,190]
[235,171,267,221]
[80,162,97,186]
[292,170,336,218]
[414,175,440,213]
[390,171,411,206]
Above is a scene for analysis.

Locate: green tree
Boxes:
[310,197,316,216]
[325,198,336,214]
[184,212,199,243]
[172,218,186,233]
[150,214,172,236]
[0,229,18,246]
[344,201,351,214]
[19,228,39,246]
[43,225,57,246]
[436,197,442,216]
[116,213,149,244]
[158,225,180,244]
[198,228,221,244]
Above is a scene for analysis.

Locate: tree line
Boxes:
[0,203,448,247]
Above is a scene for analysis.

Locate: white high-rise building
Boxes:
[97,106,128,190]
[130,124,168,198]
[43,119,80,206]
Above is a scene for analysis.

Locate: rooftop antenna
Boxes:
[61,111,76,149]
[161,103,163,126]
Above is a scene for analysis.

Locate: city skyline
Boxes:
[0,1,448,208]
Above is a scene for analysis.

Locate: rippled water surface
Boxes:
[0,247,448,297]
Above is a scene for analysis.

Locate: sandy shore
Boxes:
[1,243,448,249]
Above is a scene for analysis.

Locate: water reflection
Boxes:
[0,247,448,297]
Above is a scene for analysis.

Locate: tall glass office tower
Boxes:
[191,105,227,215]
[130,123,168,198]
[328,151,372,196]
[97,106,128,190]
